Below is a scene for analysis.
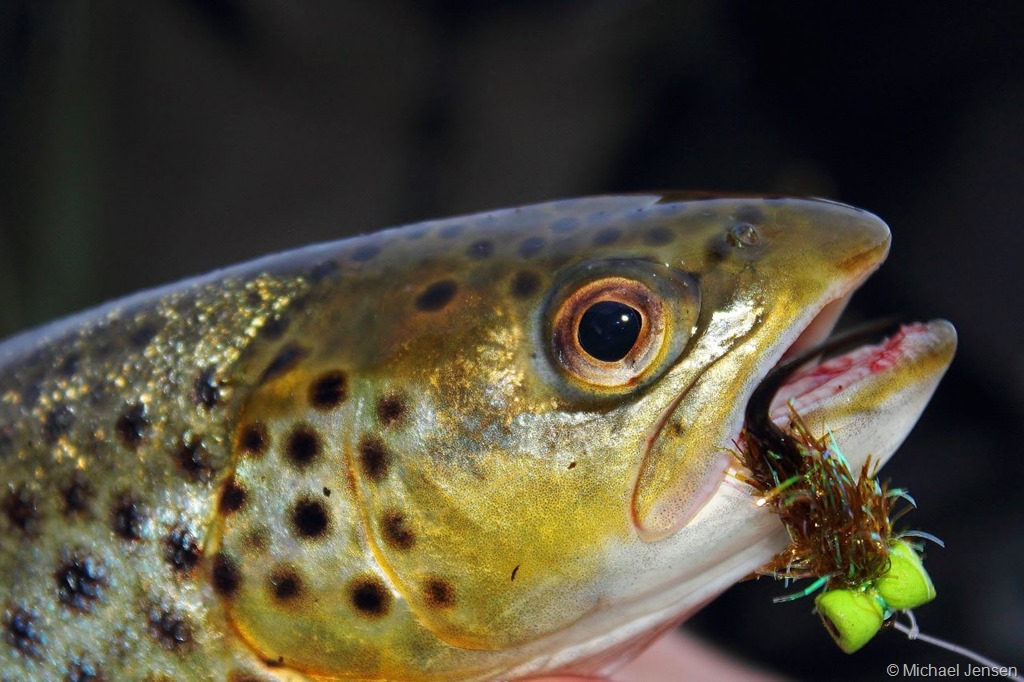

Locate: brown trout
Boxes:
[0,195,955,681]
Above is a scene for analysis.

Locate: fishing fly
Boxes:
[738,323,1020,676]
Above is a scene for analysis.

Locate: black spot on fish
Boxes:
[259,343,307,383]
[285,424,321,468]
[593,227,621,246]
[164,526,202,574]
[322,487,331,497]
[20,379,41,409]
[111,493,146,541]
[349,576,390,617]
[376,394,406,427]
[259,314,290,340]
[550,217,579,233]
[351,243,381,262]
[130,322,159,349]
[381,510,414,550]
[60,472,93,518]
[57,352,80,377]
[358,436,390,482]
[269,566,303,601]
[518,236,546,258]
[4,607,42,658]
[220,479,247,513]
[44,404,75,444]
[239,422,269,457]
[290,497,330,539]
[211,553,240,597]
[307,259,339,283]
[423,577,455,608]
[644,226,675,245]
[174,434,217,482]
[510,271,540,299]
[308,370,346,410]
[567,460,577,469]
[55,550,105,611]
[191,366,222,408]
[439,223,465,239]
[414,280,458,312]
[65,657,103,682]
[147,605,193,651]
[511,564,520,581]
[4,485,41,535]
[706,233,731,261]
[465,240,493,259]
[115,401,150,450]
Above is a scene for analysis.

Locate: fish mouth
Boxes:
[633,287,955,542]
[632,200,956,541]
[740,316,958,477]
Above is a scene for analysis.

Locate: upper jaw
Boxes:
[632,201,897,541]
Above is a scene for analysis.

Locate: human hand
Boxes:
[524,628,781,682]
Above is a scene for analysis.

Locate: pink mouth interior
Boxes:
[767,322,929,424]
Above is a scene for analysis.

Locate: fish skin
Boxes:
[0,194,915,681]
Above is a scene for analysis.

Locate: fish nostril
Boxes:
[727,222,761,248]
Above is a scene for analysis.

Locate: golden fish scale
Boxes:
[0,195,891,681]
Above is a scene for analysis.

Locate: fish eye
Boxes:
[545,261,699,395]
[578,301,642,362]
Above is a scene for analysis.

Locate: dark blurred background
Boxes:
[1,1,1021,679]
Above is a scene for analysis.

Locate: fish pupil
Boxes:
[577,301,642,362]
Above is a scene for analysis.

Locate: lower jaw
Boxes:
[740,319,957,472]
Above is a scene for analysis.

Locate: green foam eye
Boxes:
[815,589,883,654]
[875,539,936,610]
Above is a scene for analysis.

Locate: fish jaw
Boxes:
[762,319,958,472]
[532,323,957,681]
[632,199,892,541]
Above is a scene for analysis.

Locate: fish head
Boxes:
[213,195,954,679]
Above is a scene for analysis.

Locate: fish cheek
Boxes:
[353,340,636,650]
[207,362,431,678]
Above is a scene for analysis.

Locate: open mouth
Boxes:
[742,315,957,463]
